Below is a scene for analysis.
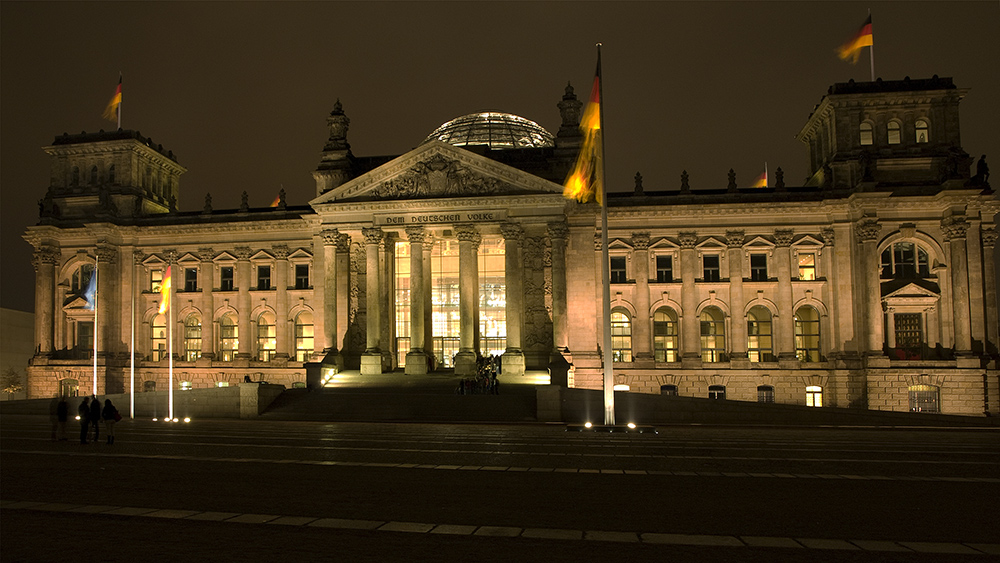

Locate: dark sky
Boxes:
[2,1,998,311]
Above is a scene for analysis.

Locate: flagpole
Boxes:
[93,260,99,395]
[168,293,174,421]
[118,72,122,130]
[868,10,875,82]
[765,161,768,188]
[595,43,615,426]
[130,251,135,419]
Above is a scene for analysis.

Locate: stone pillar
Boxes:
[500,222,525,376]
[679,232,700,363]
[855,219,884,356]
[726,231,747,362]
[234,247,252,360]
[199,248,215,359]
[422,234,434,369]
[405,226,428,375]
[273,245,290,359]
[632,232,653,362]
[336,233,351,356]
[31,245,57,355]
[454,224,479,376]
[472,232,482,356]
[981,226,998,357]
[548,222,569,352]
[321,229,339,354]
[361,227,383,375]
[379,233,395,369]
[965,221,986,354]
[942,216,972,354]
[774,229,796,361]
[95,245,117,358]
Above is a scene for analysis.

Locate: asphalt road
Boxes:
[2,415,998,562]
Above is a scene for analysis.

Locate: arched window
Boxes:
[794,307,821,362]
[71,264,95,293]
[887,121,901,145]
[610,309,632,362]
[915,119,929,143]
[256,312,276,361]
[108,164,116,184]
[184,315,201,361]
[660,384,678,396]
[71,167,80,186]
[708,385,726,400]
[757,385,775,403]
[294,311,314,362]
[89,166,99,185]
[700,307,726,362]
[143,380,156,392]
[653,308,678,362]
[806,385,823,407]
[908,384,939,413]
[151,314,167,361]
[880,242,930,279]
[59,378,79,398]
[747,306,774,362]
[859,122,873,146]
[219,314,238,361]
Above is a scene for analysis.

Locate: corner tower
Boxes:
[313,100,356,197]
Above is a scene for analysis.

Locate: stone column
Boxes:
[885,307,897,349]
[501,222,525,376]
[404,226,428,375]
[942,216,972,354]
[981,226,998,357]
[965,221,986,354]
[336,233,351,356]
[321,229,339,355]
[548,222,569,352]
[472,232,482,356]
[95,245,117,359]
[422,234,434,368]
[273,245,290,359]
[198,248,215,359]
[726,230,747,362]
[454,224,479,376]
[234,247,252,360]
[774,229,796,361]
[632,232,653,362]
[855,219,884,356]
[380,233,395,369]
[31,245,57,355]
[679,232,700,363]
[361,227,383,375]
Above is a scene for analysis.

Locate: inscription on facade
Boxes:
[375,210,507,226]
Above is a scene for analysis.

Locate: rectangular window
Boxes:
[702,255,720,282]
[750,253,768,281]
[184,267,198,292]
[655,255,673,283]
[220,267,234,291]
[806,386,823,407]
[294,264,310,289]
[757,385,775,403]
[257,265,271,290]
[150,269,163,292]
[610,256,627,284]
[798,253,816,280]
[894,313,923,359]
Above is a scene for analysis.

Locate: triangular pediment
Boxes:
[884,281,940,299]
[608,239,634,250]
[696,237,726,250]
[288,249,313,260]
[63,294,92,310]
[743,236,775,251]
[177,252,200,264]
[649,238,679,250]
[791,235,824,248]
[141,255,165,267]
[310,141,564,205]
[214,251,237,263]
[251,250,274,261]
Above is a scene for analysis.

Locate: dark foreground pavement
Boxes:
[2,415,998,562]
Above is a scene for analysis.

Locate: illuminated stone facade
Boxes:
[23,77,999,416]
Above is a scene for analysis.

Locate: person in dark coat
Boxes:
[102,399,119,445]
[89,395,102,442]
[78,396,90,444]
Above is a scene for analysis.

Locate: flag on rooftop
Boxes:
[751,170,768,188]
[270,193,281,207]
[82,269,97,311]
[837,14,873,64]
[563,65,603,205]
[103,75,122,122]
[158,265,171,315]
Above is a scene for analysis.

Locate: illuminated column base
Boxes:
[361,353,383,376]
[454,350,477,376]
[501,350,525,377]
[405,351,429,375]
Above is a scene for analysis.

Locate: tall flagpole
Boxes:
[168,294,174,420]
[596,43,615,426]
[93,260,99,395]
[868,10,875,82]
[130,251,135,419]
[117,72,122,130]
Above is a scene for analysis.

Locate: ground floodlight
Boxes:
[172,418,179,423]
[183,417,191,423]
[627,422,636,429]
[152,417,158,421]
[75,415,81,421]
[584,422,593,428]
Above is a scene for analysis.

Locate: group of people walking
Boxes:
[52,395,120,444]
[456,355,502,395]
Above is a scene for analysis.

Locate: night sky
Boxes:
[2,1,997,311]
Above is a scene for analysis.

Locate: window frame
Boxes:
[708,385,726,400]
[749,253,768,281]
[610,309,633,362]
[256,265,272,291]
[294,264,310,290]
[794,306,821,362]
[184,314,201,361]
[256,312,276,361]
[653,308,679,363]
[702,254,721,282]
[806,385,823,407]
[184,267,198,293]
[757,385,775,403]
[859,121,874,146]
[797,252,816,280]
[654,254,674,283]
[699,307,727,362]
[609,256,627,284]
[220,266,235,291]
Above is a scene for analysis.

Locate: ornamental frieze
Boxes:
[370,154,525,201]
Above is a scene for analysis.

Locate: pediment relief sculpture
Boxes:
[369,154,524,201]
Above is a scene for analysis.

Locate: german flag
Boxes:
[158,265,171,315]
[103,76,122,122]
[751,171,767,188]
[563,65,603,205]
[837,15,873,64]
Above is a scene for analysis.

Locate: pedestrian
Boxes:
[89,395,102,442]
[78,396,90,444]
[102,399,120,445]
[57,396,69,441]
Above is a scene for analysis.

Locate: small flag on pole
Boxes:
[270,194,281,207]
[158,266,171,315]
[82,269,97,310]
[751,171,768,188]
[837,15,873,64]
[563,67,603,205]
[103,76,122,122]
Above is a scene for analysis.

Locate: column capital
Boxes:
[500,222,523,242]
[854,218,881,242]
[404,225,426,244]
[941,216,969,241]
[362,227,384,246]
[455,224,479,242]
[233,246,252,261]
[820,227,835,247]
[134,249,147,266]
[31,246,59,270]
[547,221,569,241]
[593,231,603,250]
[725,230,745,248]
[631,232,650,250]
[678,232,697,249]
[164,248,180,264]
[981,225,998,248]
[95,244,117,264]
[321,228,340,245]
[773,229,794,247]
[272,244,290,260]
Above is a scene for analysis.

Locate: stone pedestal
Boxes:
[454,351,477,376]
[502,350,525,377]
[361,353,383,375]
[405,351,429,375]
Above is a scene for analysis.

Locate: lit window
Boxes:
[151,314,166,361]
[256,312,276,361]
[59,378,80,398]
[610,310,632,362]
[184,267,198,292]
[915,119,929,143]
[215,381,229,388]
[794,306,821,362]
[798,253,816,280]
[294,264,310,289]
[700,307,726,362]
[660,384,678,396]
[257,265,272,290]
[294,311,314,362]
[219,314,238,361]
[655,255,673,282]
[708,385,726,400]
[757,385,775,403]
[806,385,823,407]
[610,256,627,284]
[180,381,192,390]
[184,315,201,361]
[150,269,163,292]
[859,122,873,146]
[220,266,234,291]
[702,255,720,282]
[908,384,939,413]
[478,238,507,358]
[750,253,768,281]
[747,306,774,362]
[653,308,678,362]
[887,121,901,145]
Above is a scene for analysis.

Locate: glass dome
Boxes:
[423,112,555,150]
